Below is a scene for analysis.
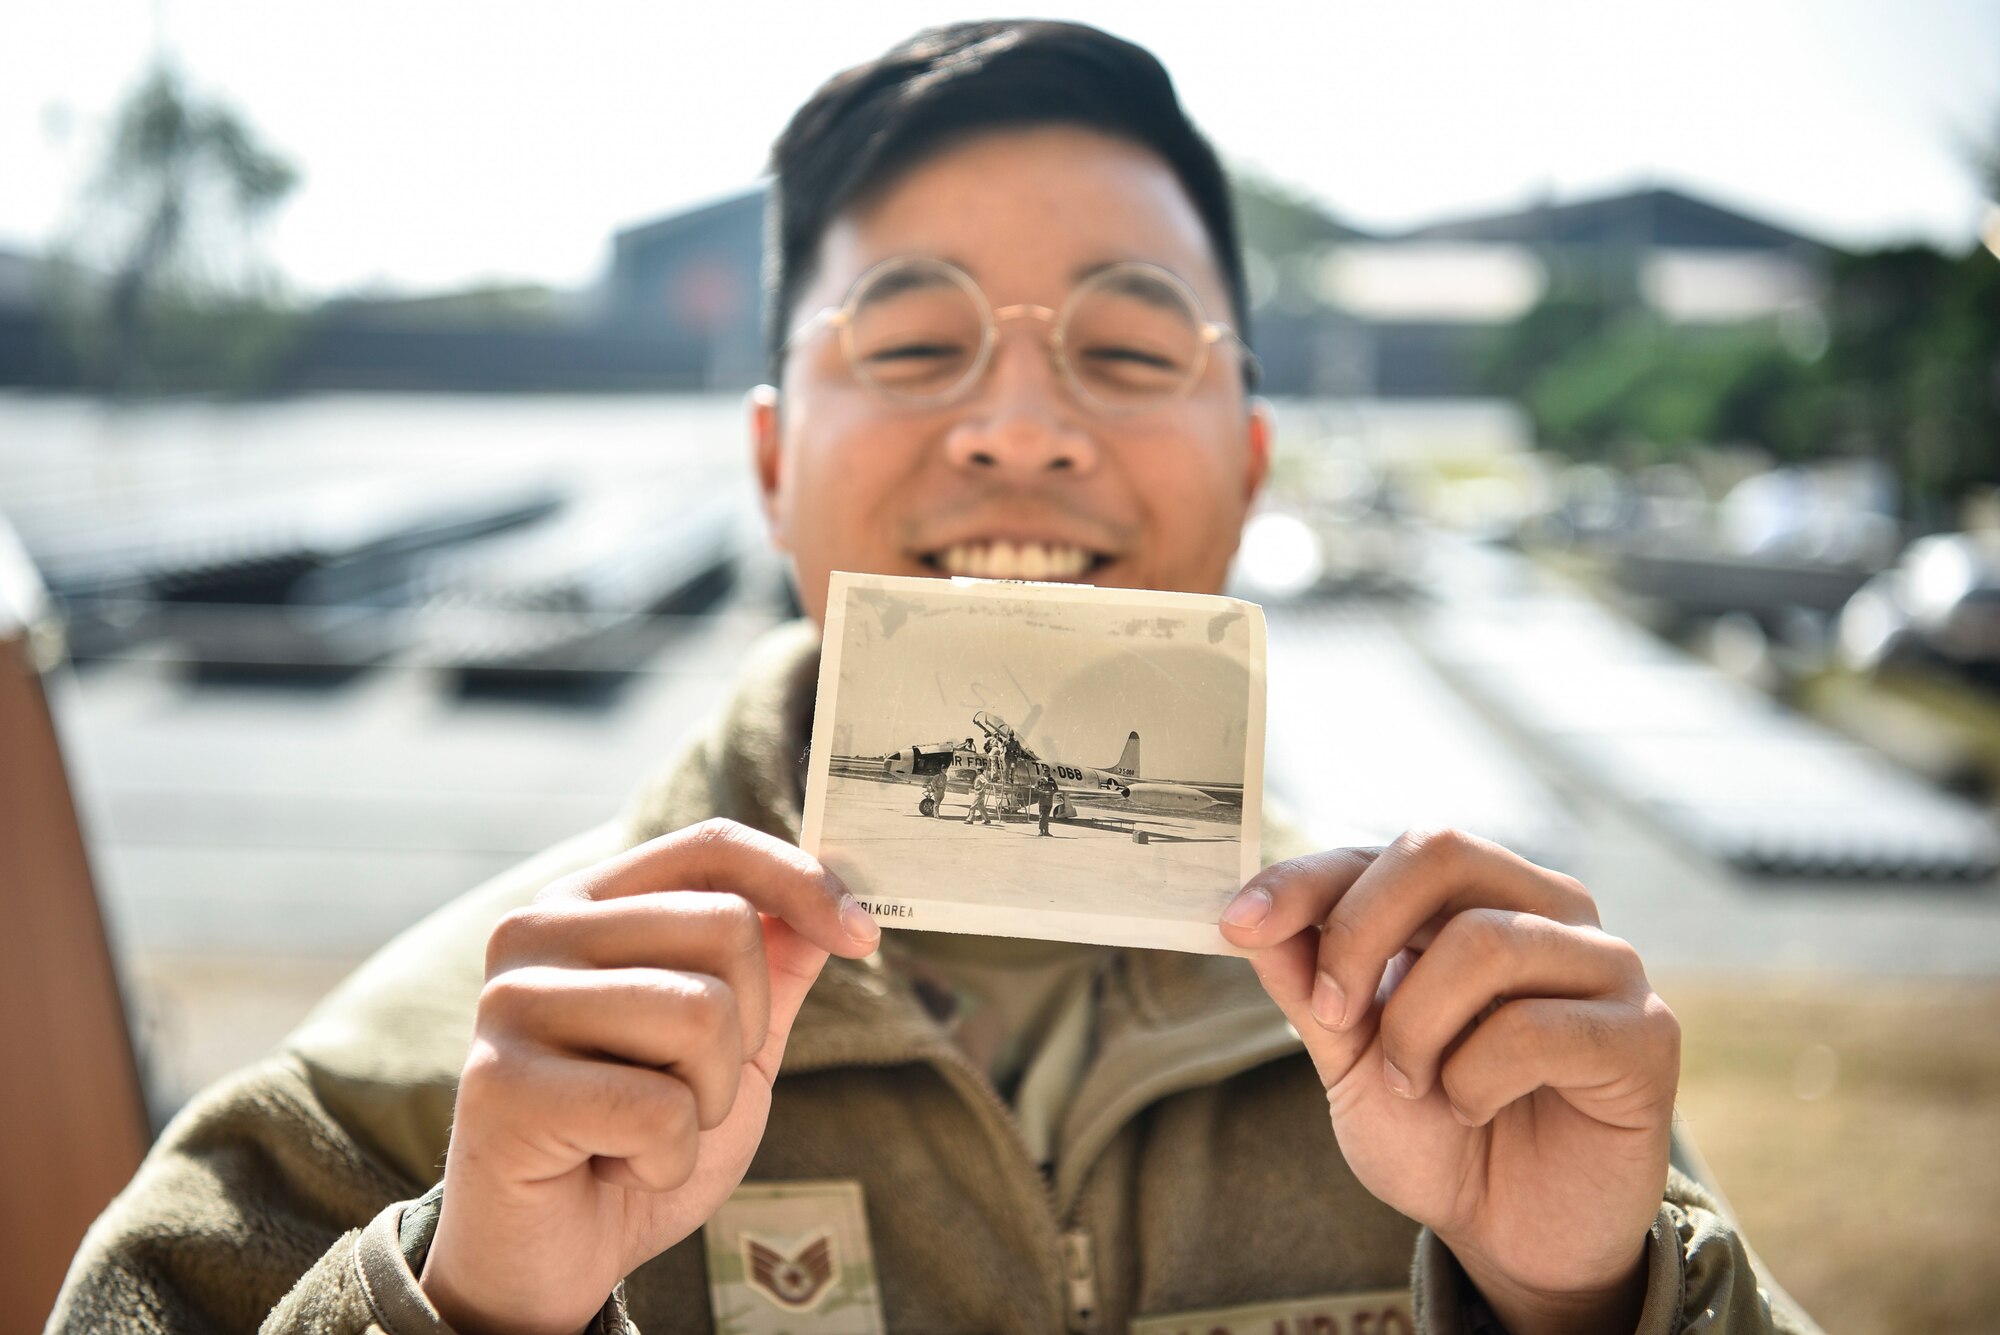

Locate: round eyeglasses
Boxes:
[780,256,1261,414]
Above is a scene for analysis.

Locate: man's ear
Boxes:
[747,384,788,550]
[1243,397,1274,504]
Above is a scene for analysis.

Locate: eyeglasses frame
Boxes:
[780,255,1261,414]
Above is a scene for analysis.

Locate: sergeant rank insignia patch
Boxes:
[703,1180,885,1334]
[744,1231,835,1310]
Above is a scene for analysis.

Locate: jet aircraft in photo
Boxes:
[882,709,1220,819]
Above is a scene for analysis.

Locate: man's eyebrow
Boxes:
[1072,260,1197,312]
[938,257,1178,285]
[859,263,960,302]
[1071,260,1125,283]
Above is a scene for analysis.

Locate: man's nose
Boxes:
[941,329,1100,475]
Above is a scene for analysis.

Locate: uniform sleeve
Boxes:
[49,1054,641,1334]
[47,827,639,1334]
[256,1187,636,1335]
[1409,1167,1823,1335]
[48,1054,420,1333]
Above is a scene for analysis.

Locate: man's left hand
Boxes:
[1219,830,1679,1335]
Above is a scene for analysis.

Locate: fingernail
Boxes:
[1221,887,1272,929]
[1384,1058,1414,1098]
[1310,970,1346,1029]
[839,897,881,945]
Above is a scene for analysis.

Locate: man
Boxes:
[964,763,994,826]
[923,765,949,818]
[1036,775,1057,837]
[55,20,1807,1335]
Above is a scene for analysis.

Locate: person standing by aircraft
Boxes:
[964,764,994,826]
[923,766,949,817]
[1036,775,1057,836]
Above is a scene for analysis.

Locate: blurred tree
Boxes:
[51,62,299,393]
[1480,257,1821,467]
[1230,171,1361,259]
[1485,240,1998,524]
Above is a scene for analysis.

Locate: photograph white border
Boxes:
[800,571,1266,954]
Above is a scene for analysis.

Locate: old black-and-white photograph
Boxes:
[801,572,1266,953]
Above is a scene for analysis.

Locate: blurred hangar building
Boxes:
[0,184,1826,397]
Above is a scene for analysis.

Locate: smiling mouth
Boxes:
[916,541,1113,580]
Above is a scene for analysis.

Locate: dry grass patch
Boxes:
[1663,976,2000,1335]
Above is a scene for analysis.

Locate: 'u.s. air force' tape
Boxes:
[1127,1288,1413,1335]
[702,1179,885,1335]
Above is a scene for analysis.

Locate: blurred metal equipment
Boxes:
[39,473,563,669]
[1611,549,1877,625]
[1598,464,1899,631]
[0,515,149,1327]
[1839,532,2000,675]
[409,490,752,684]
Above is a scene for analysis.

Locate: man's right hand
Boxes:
[419,819,881,1335]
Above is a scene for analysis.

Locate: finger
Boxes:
[1375,911,1641,1101]
[1437,996,1680,1130]
[1317,829,1599,1033]
[487,892,774,1055]
[458,1045,701,1192]
[1218,847,1380,949]
[480,966,744,1129]
[543,818,880,959]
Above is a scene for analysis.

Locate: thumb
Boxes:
[753,916,834,1074]
[1246,930,1376,1091]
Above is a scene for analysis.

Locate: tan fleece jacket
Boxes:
[52,620,1816,1334]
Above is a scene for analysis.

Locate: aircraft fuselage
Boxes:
[879,712,1218,818]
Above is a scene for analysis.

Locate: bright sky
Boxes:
[830,582,1254,782]
[4,0,1995,297]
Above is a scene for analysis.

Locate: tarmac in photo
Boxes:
[819,772,1243,922]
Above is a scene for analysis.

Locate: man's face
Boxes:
[753,125,1270,625]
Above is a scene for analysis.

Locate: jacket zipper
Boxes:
[925,1047,1085,1327]
[787,988,1297,1330]
[1062,1225,1101,1334]
[929,1045,1112,1333]
[807,1042,1079,1326]
[1055,1031,1301,1217]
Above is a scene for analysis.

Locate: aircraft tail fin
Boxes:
[1110,731,1140,778]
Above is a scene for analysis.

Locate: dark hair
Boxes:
[764,19,1249,383]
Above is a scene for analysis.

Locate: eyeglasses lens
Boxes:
[846,264,987,403]
[1063,269,1205,411]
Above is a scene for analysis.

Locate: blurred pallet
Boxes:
[1265,600,1573,866]
[1411,542,2000,881]
[409,489,754,685]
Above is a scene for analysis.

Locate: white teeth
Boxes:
[935,542,1095,579]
